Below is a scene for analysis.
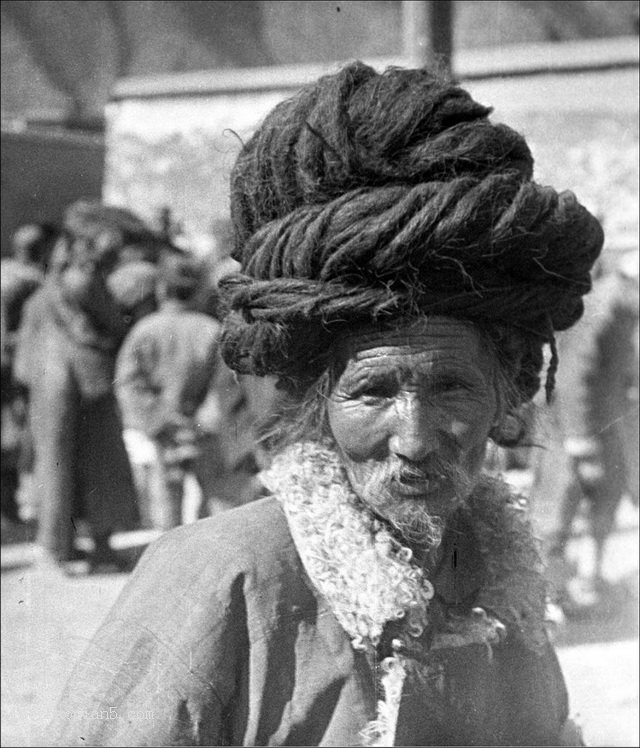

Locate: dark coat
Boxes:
[0,258,43,375]
[18,278,138,558]
[51,496,571,746]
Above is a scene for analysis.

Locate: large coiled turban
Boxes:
[220,62,603,399]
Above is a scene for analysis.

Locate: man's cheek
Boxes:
[330,411,386,459]
[450,416,490,447]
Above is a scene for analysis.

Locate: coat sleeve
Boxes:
[472,634,571,747]
[49,526,249,746]
[115,328,174,437]
[12,291,42,388]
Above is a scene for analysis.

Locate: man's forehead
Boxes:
[334,316,482,360]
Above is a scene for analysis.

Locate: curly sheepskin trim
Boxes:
[262,442,547,746]
[262,442,434,650]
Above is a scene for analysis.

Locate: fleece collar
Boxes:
[261,442,548,746]
[262,441,547,650]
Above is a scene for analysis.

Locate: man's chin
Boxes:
[374,500,447,548]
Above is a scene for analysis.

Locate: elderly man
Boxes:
[51,63,602,745]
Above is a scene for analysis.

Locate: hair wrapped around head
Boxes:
[220,62,603,400]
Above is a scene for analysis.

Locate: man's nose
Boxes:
[388,395,441,463]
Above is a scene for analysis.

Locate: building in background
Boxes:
[1,1,638,251]
[1,0,638,251]
[100,35,638,261]
[3,2,639,127]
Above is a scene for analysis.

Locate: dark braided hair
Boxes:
[220,62,603,413]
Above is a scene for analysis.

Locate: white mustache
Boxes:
[371,456,471,492]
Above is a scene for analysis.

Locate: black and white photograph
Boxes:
[1,2,638,746]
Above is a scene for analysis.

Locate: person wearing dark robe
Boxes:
[18,200,158,572]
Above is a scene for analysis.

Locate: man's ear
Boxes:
[489,410,528,448]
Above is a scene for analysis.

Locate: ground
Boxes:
[1,503,638,747]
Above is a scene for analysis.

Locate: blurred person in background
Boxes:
[546,246,639,614]
[11,234,75,524]
[115,254,224,530]
[107,260,160,528]
[14,200,158,573]
[1,221,57,286]
[107,259,159,329]
[1,223,58,529]
[52,62,603,747]
[200,248,273,512]
[202,347,275,512]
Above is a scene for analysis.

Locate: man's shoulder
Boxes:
[163,495,287,547]
[139,496,296,582]
[124,311,166,336]
[120,312,182,345]
[115,497,312,631]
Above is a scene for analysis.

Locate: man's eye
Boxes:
[357,384,395,400]
[438,378,471,393]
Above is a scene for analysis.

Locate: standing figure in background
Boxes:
[206,352,275,509]
[1,223,58,529]
[15,200,154,572]
[115,254,223,530]
[548,248,639,612]
[200,251,273,513]
[107,260,161,527]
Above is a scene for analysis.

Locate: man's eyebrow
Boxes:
[341,364,397,386]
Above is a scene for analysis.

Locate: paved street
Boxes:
[2,507,638,747]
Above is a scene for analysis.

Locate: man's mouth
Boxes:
[392,471,446,496]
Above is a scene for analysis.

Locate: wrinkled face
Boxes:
[327,317,499,534]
